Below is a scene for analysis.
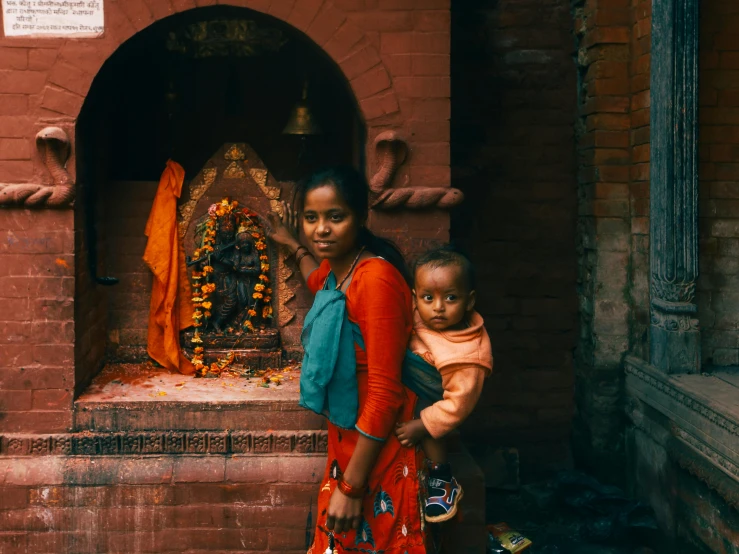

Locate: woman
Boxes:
[268,166,427,553]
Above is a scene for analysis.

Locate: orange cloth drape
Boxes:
[143,160,194,375]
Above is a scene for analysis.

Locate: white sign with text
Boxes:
[2,0,104,37]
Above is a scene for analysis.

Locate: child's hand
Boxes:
[395,419,429,447]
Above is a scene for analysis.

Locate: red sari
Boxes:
[306,258,427,554]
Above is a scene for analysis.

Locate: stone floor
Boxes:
[484,486,705,554]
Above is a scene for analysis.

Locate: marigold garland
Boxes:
[188,198,273,377]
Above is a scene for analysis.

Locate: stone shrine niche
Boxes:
[178,143,301,373]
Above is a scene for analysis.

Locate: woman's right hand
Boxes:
[267,200,300,251]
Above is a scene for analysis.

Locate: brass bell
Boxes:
[282,81,321,135]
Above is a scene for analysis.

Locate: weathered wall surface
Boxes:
[697,0,739,367]
[451,0,578,478]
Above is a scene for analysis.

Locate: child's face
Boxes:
[413,264,475,331]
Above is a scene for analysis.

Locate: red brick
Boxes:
[40,87,84,116]
[409,98,450,120]
[187,483,273,505]
[0,48,28,70]
[582,26,630,49]
[58,42,107,75]
[379,0,449,8]
[411,31,449,53]
[591,9,630,27]
[360,89,400,119]
[225,456,280,483]
[33,344,73,366]
[0,138,31,160]
[0,70,45,94]
[0,533,26,552]
[588,77,630,96]
[410,142,450,165]
[358,10,414,31]
[269,528,306,550]
[287,0,324,31]
[0,94,28,116]
[407,119,449,141]
[277,455,325,483]
[380,31,412,53]
[715,34,739,51]
[701,87,718,106]
[411,53,449,75]
[144,0,175,19]
[580,96,630,115]
[631,108,650,128]
[324,20,365,61]
[306,3,347,46]
[584,60,628,81]
[585,113,630,132]
[0,389,32,411]
[631,72,650,92]
[0,160,34,182]
[594,183,629,199]
[267,0,295,19]
[31,388,72,410]
[0,410,72,433]
[413,10,450,31]
[0,488,28,510]
[630,163,650,181]
[170,0,197,10]
[719,90,739,107]
[394,76,450,97]
[350,64,391,99]
[597,165,630,182]
[590,130,629,148]
[633,143,650,163]
[47,61,92,97]
[385,53,412,75]
[409,165,450,186]
[172,457,225,483]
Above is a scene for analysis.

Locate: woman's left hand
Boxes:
[326,487,363,535]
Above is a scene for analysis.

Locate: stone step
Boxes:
[74,363,323,432]
[0,447,486,553]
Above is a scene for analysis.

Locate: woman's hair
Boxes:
[294,166,412,285]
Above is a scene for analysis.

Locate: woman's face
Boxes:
[302,184,361,262]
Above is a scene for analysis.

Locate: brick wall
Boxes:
[0,454,323,553]
[451,0,578,478]
[572,0,635,482]
[628,0,651,360]
[105,182,155,363]
[697,0,739,367]
[0,211,75,433]
[0,0,452,431]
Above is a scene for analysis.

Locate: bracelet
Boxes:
[292,245,308,258]
[295,248,313,266]
[337,476,365,499]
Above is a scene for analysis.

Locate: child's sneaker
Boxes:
[424,475,463,523]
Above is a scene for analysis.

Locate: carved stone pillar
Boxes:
[649,0,700,373]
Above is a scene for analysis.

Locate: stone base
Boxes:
[203,348,281,369]
[0,364,486,553]
[625,356,739,552]
[181,328,280,350]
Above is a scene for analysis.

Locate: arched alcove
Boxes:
[73,6,364,391]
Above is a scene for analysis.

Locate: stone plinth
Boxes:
[0,363,486,553]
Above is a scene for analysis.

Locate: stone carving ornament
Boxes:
[369,130,463,210]
[0,127,75,208]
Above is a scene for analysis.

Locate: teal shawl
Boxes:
[300,272,443,430]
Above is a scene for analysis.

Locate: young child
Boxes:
[395,246,493,523]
